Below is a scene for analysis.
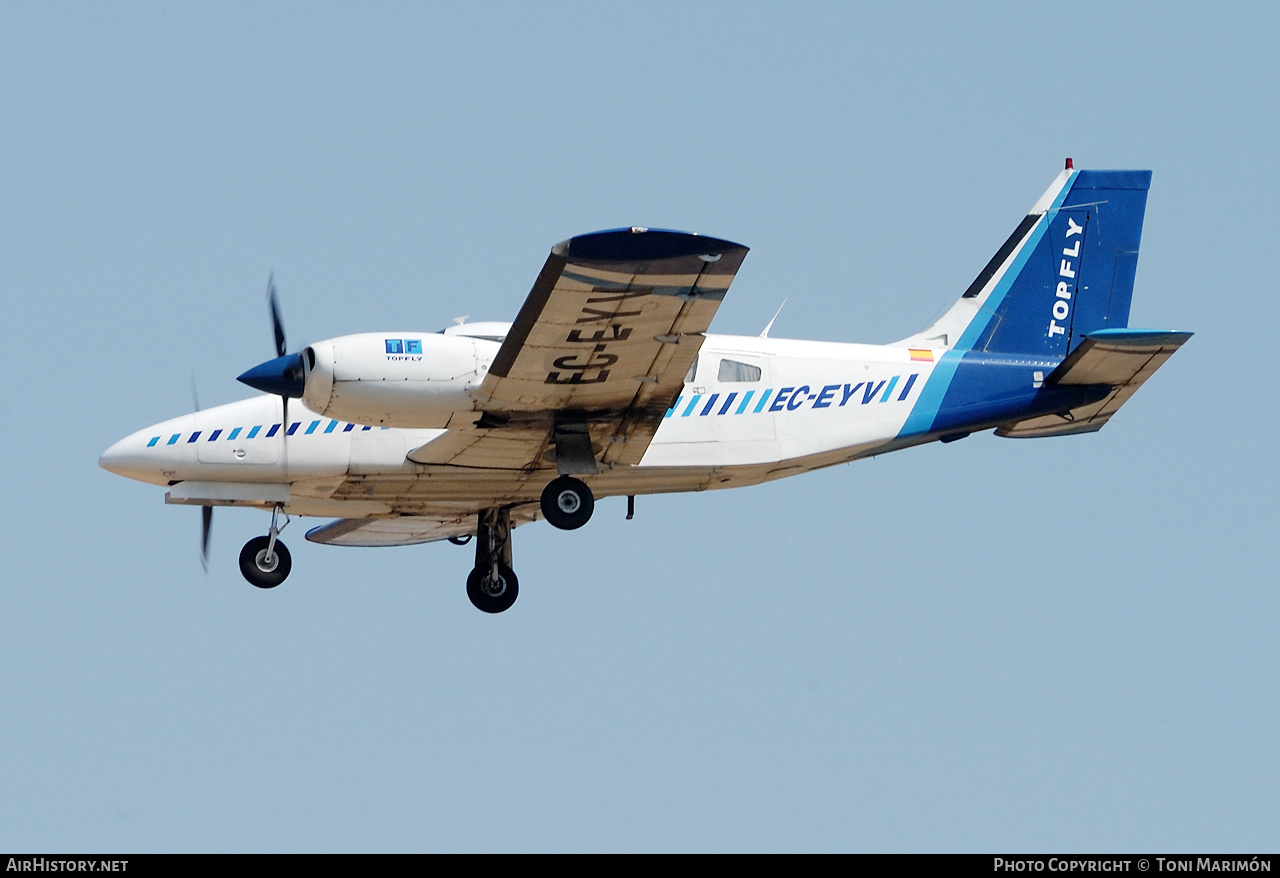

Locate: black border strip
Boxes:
[961,213,1040,299]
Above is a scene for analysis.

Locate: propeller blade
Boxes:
[200,505,213,573]
[280,396,290,480]
[267,273,287,358]
[190,371,201,413]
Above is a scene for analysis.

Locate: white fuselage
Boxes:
[100,332,938,517]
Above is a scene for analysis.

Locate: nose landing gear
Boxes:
[467,507,518,613]
[239,505,292,589]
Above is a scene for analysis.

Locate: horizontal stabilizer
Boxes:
[996,328,1191,438]
[1047,328,1193,386]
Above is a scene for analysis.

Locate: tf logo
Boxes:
[385,339,422,354]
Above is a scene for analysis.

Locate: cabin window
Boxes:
[717,358,762,382]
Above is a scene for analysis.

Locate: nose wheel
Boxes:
[239,505,292,589]
[239,536,292,588]
[467,563,518,613]
[468,507,518,613]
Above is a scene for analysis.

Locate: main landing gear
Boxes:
[458,477,596,613]
[239,505,292,589]
[540,476,594,530]
[468,508,518,613]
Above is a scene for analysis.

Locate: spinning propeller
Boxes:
[238,275,306,471]
[238,274,306,403]
[212,275,306,571]
[190,371,214,572]
[200,505,213,573]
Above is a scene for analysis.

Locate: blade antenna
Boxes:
[760,298,787,338]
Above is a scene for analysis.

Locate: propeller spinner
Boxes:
[237,275,305,398]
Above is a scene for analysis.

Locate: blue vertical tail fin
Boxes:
[901,165,1152,358]
[896,165,1163,440]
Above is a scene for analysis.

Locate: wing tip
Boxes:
[557,227,748,264]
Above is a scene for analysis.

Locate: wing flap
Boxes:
[406,416,550,468]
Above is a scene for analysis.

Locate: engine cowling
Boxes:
[299,332,495,428]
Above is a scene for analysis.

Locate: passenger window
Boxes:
[718,358,762,382]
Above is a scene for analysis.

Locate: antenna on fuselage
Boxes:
[760,298,787,338]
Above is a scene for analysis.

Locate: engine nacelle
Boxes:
[300,332,495,428]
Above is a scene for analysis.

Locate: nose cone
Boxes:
[237,352,305,398]
[99,433,164,484]
[98,437,130,476]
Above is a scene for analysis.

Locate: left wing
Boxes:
[409,228,749,471]
[306,506,541,547]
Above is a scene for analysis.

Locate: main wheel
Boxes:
[467,563,519,613]
[540,476,594,530]
[238,536,292,589]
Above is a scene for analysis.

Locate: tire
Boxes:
[539,476,594,530]
[447,534,473,546]
[467,563,519,613]
[238,536,292,589]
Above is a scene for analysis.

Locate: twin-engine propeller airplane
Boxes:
[101,162,1190,613]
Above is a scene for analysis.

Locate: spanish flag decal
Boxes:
[909,349,934,362]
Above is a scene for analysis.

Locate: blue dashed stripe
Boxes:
[143,377,924,450]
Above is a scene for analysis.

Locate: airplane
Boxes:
[100,161,1191,613]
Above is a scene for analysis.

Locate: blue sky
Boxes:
[2,2,1276,851]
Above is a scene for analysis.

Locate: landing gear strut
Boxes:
[240,505,292,589]
[467,508,518,613]
[540,476,594,530]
